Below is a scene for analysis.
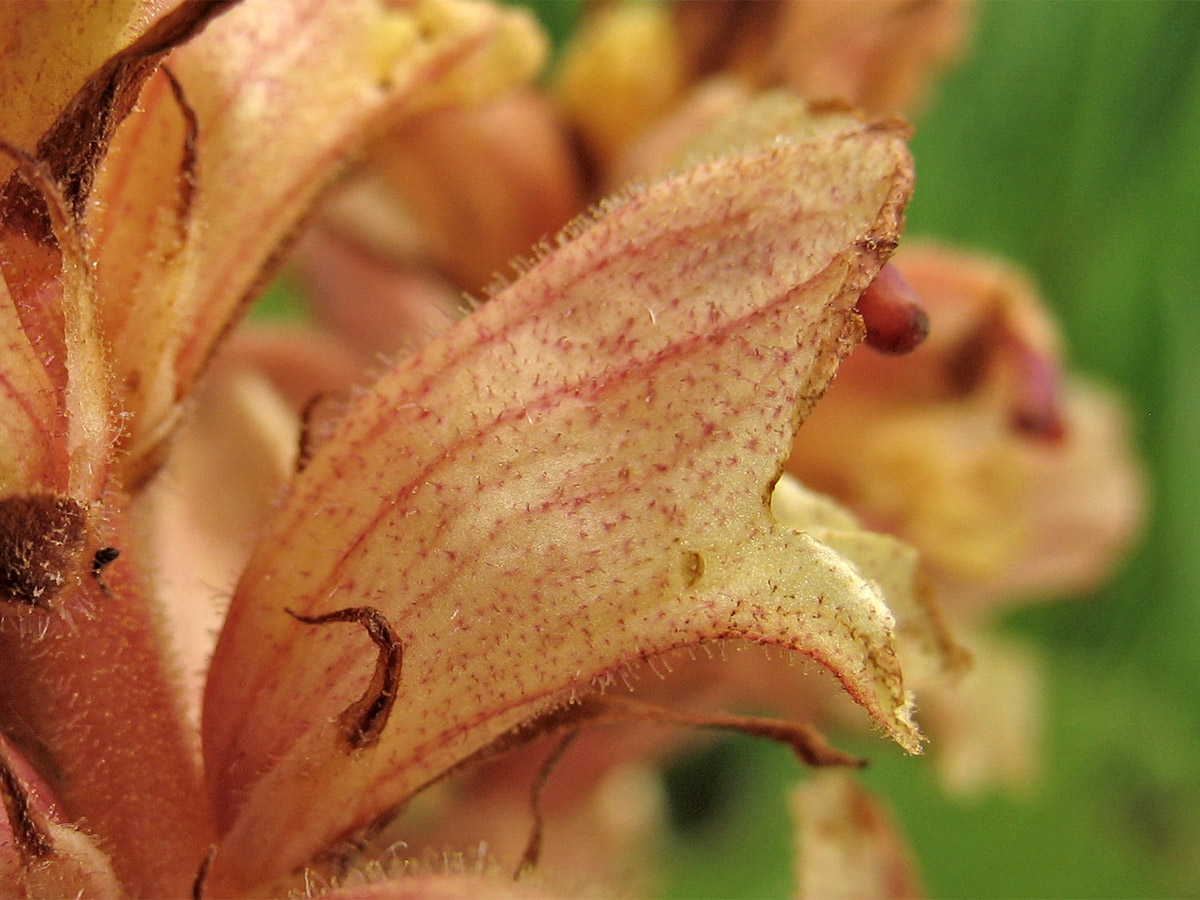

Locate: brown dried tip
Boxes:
[193,844,218,900]
[0,753,53,861]
[856,263,930,355]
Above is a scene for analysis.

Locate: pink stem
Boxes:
[0,496,215,898]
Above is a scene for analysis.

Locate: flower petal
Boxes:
[772,474,966,686]
[290,226,463,363]
[203,108,916,891]
[791,772,923,900]
[85,0,545,484]
[0,147,116,569]
[0,264,60,496]
[786,243,1146,608]
[320,88,584,294]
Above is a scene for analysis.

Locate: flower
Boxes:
[293,0,1142,811]
[198,95,926,898]
[0,1,959,897]
[782,242,1145,794]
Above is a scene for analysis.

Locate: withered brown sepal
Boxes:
[0,493,87,609]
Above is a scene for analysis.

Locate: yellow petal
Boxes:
[772,474,965,686]
[554,2,688,166]
[203,108,916,891]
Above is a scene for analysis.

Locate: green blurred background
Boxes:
[652,3,1200,898]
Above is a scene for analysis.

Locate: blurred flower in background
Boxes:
[0,0,1162,898]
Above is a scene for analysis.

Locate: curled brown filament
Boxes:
[515,729,580,879]
[285,606,403,751]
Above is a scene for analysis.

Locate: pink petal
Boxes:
[0,734,123,900]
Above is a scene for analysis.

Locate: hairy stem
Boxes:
[0,496,214,898]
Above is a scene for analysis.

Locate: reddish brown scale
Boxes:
[855,263,930,355]
[0,494,88,609]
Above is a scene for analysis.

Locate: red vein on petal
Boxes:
[267,160,880,593]
[217,201,901,782]
[204,125,914,861]
[231,260,850,759]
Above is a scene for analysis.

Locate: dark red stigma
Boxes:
[855,264,930,355]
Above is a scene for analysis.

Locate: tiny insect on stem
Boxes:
[92,547,120,576]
